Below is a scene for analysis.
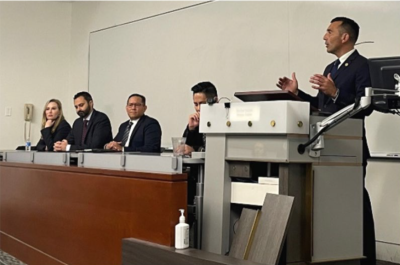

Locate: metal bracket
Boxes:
[308,149,321,158]
[63,153,68,165]
[78,153,84,165]
[229,162,251,178]
[120,154,126,168]
[171,157,178,170]
[309,123,322,158]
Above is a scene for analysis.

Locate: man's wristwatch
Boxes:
[332,88,340,103]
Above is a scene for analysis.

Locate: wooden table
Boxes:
[0,162,187,265]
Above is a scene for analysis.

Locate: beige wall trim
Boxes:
[323,135,362,140]
[313,162,362,167]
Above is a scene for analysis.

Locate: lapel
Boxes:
[323,50,360,106]
[331,50,359,81]
[128,115,146,144]
[75,119,83,143]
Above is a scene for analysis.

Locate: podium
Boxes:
[199,101,364,263]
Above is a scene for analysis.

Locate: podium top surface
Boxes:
[235,90,300,101]
[234,90,319,112]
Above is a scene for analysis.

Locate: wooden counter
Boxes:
[0,162,187,265]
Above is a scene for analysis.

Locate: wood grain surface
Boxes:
[229,208,259,260]
[122,238,267,265]
[0,162,187,265]
[247,193,294,265]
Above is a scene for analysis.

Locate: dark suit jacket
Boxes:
[36,119,71,151]
[67,109,113,151]
[114,115,162,153]
[182,125,204,151]
[298,50,372,165]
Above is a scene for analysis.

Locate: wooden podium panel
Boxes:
[0,162,187,265]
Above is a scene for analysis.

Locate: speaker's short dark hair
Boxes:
[74,91,92,102]
[191,81,218,100]
[331,17,359,44]
[127,93,146,105]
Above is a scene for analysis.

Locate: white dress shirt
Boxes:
[337,48,356,69]
[124,118,140,147]
[332,49,356,103]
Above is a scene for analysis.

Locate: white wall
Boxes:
[0,1,199,150]
[86,1,400,150]
[3,1,399,152]
[69,1,202,121]
[0,2,71,150]
[88,1,291,145]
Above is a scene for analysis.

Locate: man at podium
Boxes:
[276,17,375,265]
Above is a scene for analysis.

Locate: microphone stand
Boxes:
[299,74,400,157]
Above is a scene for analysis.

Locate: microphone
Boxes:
[355,41,374,46]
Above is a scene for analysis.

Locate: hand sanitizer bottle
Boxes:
[175,209,189,249]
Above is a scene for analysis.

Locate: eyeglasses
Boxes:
[127,103,144,108]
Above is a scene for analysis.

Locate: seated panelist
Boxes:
[105,94,162,152]
[54,91,113,151]
[183,82,218,155]
[36,99,71,151]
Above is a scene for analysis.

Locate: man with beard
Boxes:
[54,91,112,151]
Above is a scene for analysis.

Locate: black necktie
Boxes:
[81,119,88,145]
[330,59,340,76]
[121,121,133,146]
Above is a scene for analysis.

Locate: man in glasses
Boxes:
[105,93,161,152]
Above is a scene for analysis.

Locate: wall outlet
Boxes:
[5,107,12,116]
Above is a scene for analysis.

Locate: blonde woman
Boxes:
[36,99,71,151]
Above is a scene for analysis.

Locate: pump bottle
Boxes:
[175,209,189,249]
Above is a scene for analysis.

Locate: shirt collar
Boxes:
[337,49,356,69]
[84,110,93,121]
[130,117,140,123]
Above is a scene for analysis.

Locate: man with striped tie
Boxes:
[104,93,161,153]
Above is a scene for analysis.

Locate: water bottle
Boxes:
[25,140,31,151]
[24,121,32,151]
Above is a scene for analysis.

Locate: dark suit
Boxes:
[114,115,161,153]
[36,119,71,151]
[182,125,204,151]
[299,50,371,116]
[67,109,113,151]
[298,50,376,265]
